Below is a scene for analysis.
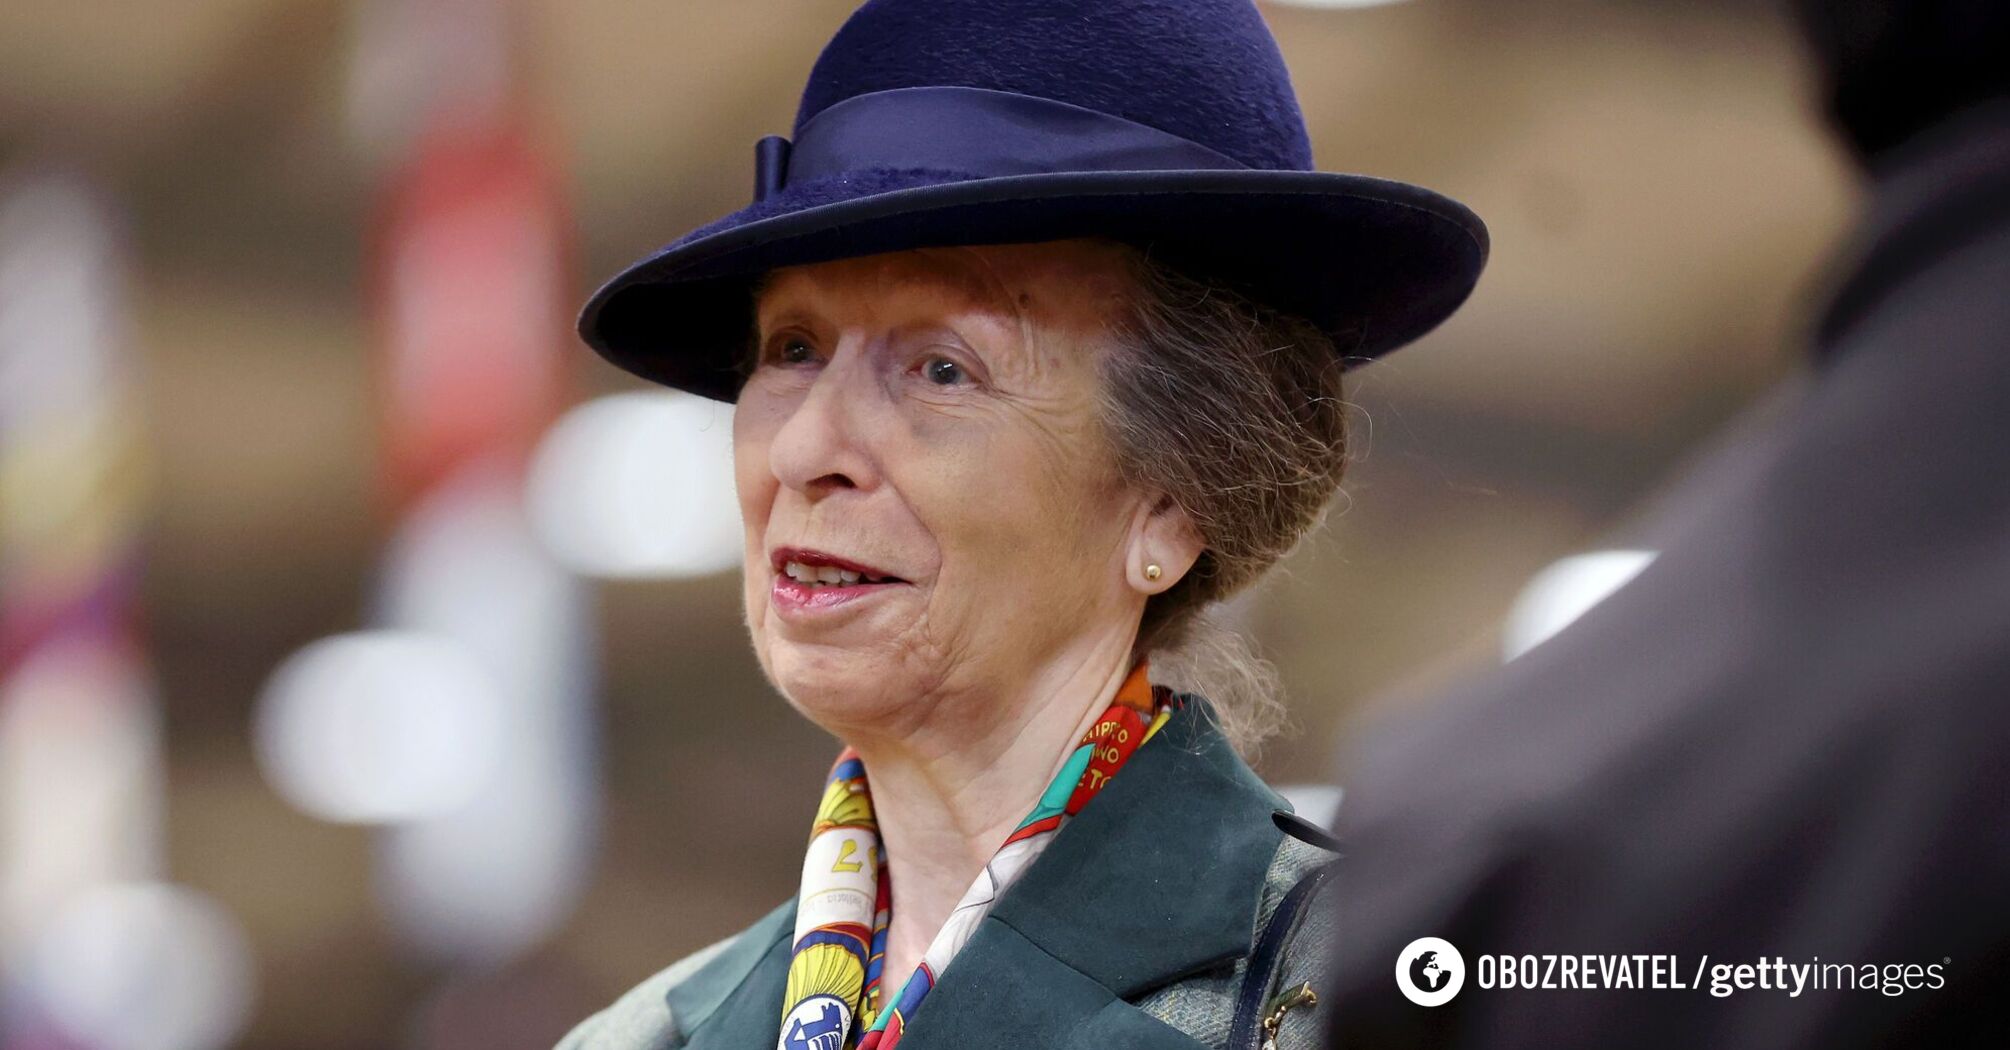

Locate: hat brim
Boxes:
[580,168,1488,402]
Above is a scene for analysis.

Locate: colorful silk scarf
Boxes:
[778,661,1171,1050]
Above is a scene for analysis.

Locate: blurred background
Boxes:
[0,1,1853,1048]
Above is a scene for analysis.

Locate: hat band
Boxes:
[755,85,1251,201]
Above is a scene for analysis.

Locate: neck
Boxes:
[847,626,1140,997]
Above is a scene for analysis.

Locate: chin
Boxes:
[755,632,918,735]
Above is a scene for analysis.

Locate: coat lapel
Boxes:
[897,698,1287,1048]
[669,900,794,1050]
[675,698,1287,1049]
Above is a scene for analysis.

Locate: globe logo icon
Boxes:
[1395,937,1465,1007]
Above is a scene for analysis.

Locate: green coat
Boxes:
[557,700,1334,1050]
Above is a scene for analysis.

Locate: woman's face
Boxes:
[734,241,1159,737]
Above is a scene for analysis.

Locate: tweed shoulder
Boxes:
[554,835,1332,1050]
[1134,834,1333,1050]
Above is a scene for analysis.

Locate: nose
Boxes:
[766,350,877,499]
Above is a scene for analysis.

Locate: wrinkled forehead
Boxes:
[753,242,1135,334]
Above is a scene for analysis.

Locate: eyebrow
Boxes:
[749,271,787,327]
[750,274,830,337]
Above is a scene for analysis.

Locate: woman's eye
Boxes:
[772,337,816,365]
[922,357,964,386]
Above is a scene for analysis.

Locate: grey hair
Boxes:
[1097,245,1351,758]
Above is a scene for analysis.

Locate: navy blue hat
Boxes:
[581,0,1489,402]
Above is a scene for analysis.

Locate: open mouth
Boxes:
[770,547,908,589]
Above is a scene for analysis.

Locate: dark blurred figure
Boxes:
[1320,1,2010,1048]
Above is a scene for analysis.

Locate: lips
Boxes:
[769,546,907,586]
[767,546,909,619]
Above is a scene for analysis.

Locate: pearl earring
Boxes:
[1144,564,1163,581]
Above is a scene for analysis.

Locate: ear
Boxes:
[1124,493,1205,595]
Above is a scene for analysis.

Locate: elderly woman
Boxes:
[562,1,1484,1048]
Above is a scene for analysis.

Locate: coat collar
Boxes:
[666,697,1288,1048]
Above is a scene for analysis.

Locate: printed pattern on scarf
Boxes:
[778,662,1172,1050]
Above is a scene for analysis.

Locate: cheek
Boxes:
[732,391,780,504]
[733,441,772,525]
[909,407,1122,595]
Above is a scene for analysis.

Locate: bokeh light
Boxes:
[1277,783,1345,827]
[1501,549,1659,661]
[25,881,255,1050]
[253,630,505,825]
[526,391,742,579]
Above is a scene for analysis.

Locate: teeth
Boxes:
[781,560,879,587]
